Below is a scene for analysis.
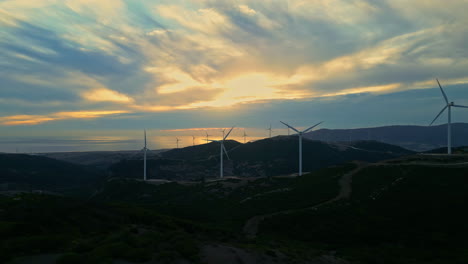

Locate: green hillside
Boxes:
[0,194,229,264]
[259,162,468,263]
[0,154,105,196]
[108,138,413,179]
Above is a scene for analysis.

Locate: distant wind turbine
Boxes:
[142,129,149,181]
[280,121,323,176]
[430,79,468,154]
[243,129,248,143]
[192,135,196,146]
[267,124,272,138]
[205,131,211,143]
[176,137,180,149]
[208,126,235,178]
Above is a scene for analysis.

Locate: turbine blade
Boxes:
[302,121,323,133]
[429,105,448,126]
[280,121,299,133]
[436,78,449,104]
[453,104,468,109]
[223,144,230,160]
[224,126,235,140]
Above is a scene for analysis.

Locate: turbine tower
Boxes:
[192,135,196,146]
[430,79,468,154]
[205,131,211,143]
[142,129,149,181]
[243,129,248,143]
[176,137,180,149]
[208,126,235,178]
[280,121,323,176]
[267,124,272,138]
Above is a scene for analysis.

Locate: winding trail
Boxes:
[242,156,468,239]
[242,162,365,239]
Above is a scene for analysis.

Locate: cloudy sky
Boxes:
[1,0,468,151]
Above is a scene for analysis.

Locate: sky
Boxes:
[1,0,468,152]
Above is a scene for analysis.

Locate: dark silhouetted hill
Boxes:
[0,154,105,195]
[108,138,413,179]
[110,136,413,180]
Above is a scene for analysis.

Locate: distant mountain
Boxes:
[109,137,413,179]
[304,123,468,151]
[0,154,105,195]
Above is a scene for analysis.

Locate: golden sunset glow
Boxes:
[1,0,468,137]
[0,111,129,126]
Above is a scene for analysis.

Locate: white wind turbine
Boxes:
[430,79,468,154]
[142,129,149,181]
[208,126,235,178]
[205,131,211,143]
[280,121,323,176]
[267,124,273,138]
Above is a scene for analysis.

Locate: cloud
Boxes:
[0,110,130,126]
[82,88,134,103]
[1,0,468,129]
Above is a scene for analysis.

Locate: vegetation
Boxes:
[0,154,105,197]
[95,164,354,229]
[260,164,468,263]
[3,150,468,263]
[0,194,223,263]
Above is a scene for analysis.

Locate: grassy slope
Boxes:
[259,164,468,263]
[0,154,105,196]
[94,164,355,231]
[0,194,231,264]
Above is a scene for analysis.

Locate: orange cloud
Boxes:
[82,88,134,103]
[0,110,129,126]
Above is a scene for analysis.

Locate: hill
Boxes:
[109,137,413,180]
[258,155,468,263]
[0,194,231,264]
[4,153,468,263]
[305,123,468,151]
[41,149,167,169]
[93,154,468,263]
[0,154,105,196]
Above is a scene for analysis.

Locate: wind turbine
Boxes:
[205,131,211,143]
[142,129,149,181]
[430,79,468,154]
[176,137,180,149]
[221,128,226,138]
[208,126,235,178]
[192,135,196,146]
[267,124,272,138]
[243,129,248,143]
[280,121,323,176]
